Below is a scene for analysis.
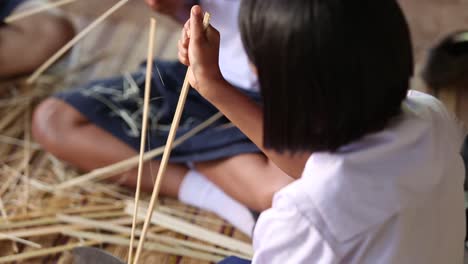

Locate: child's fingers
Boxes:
[181,24,189,47]
[190,5,204,42]
[205,25,220,45]
[178,39,188,58]
[177,37,189,66]
[184,20,191,39]
[178,50,189,66]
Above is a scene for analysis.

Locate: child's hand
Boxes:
[178,6,224,97]
[145,0,183,16]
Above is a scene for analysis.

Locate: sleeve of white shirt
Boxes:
[252,197,339,264]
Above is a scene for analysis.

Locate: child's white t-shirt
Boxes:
[201,0,259,92]
[253,91,466,264]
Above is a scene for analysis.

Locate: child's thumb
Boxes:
[190,5,204,42]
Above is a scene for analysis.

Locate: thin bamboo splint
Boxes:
[5,0,79,23]
[26,0,130,84]
[128,17,157,264]
[131,13,213,264]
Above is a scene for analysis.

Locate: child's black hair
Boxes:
[421,31,468,92]
[239,0,413,153]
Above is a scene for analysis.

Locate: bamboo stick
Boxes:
[22,106,32,213]
[0,217,55,230]
[0,224,81,239]
[58,214,156,239]
[0,211,125,230]
[0,135,40,149]
[3,203,124,222]
[132,13,212,264]
[0,104,28,131]
[5,0,78,23]
[60,204,124,215]
[0,198,7,221]
[63,230,223,262]
[0,240,98,263]
[26,0,130,84]
[128,17,157,264]
[57,214,244,258]
[0,232,42,248]
[0,165,23,198]
[126,201,254,257]
[0,215,132,239]
[55,111,223,190]
[158,205,225,226]
[0,125,26,158]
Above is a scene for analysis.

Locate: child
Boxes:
[32,0,294,236]
[421,30,468,180]
[178,0,466,263]
[0,0,74,78]
[420,30,468,242]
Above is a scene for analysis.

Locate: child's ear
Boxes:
[249,62,258,76]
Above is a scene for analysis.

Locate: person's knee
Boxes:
[39,14,75,48]
[256,188,275,211]
[6,14,75,73]
[32,98,76,151]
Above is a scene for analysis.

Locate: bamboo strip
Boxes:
[0,165,23,198]
[3,203,124,222]
[22,106,32,213]
[58,214,154,239]
[158,205,226,226]
[81,211,128,220]
[48,155,67,182]
[0,232,42,248]
[0,240,98,263]
[0,211,125,230]
[0,124,26,158]
[129,17,157,264]
[126,200,254,257]
[0,215,133,239]
[27,0,131,84]
[84,182,133,200]
[57,214,244,258]
[27,179,121,205]
[0,198,7,221]
[0,104,28,132]
[55,111,223,190]
[0,135,40,149]
[60,204,124,215]
[133,13,212,264]
[63,230,223,262]
[5,0,78,23]
[0,224,81,239]
[0,217,57,230]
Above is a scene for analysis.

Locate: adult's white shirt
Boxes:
[253,91,466,263]
[201,0,259,92]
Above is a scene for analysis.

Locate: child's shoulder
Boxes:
[272,94,464,242]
